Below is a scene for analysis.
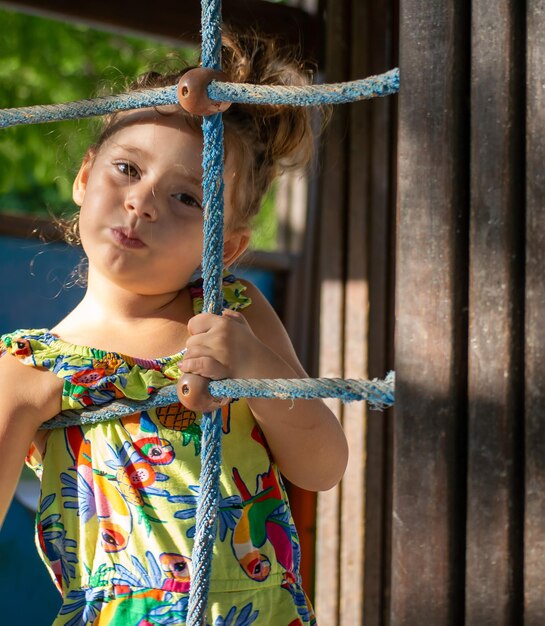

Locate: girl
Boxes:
[0,33,348,625]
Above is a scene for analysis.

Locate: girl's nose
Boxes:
[124,186,158,221]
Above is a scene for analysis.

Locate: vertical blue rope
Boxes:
[187,0,224,624]
[201,114,225,316]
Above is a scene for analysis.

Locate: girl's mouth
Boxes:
[111,227,146,249]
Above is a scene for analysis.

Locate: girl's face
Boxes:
[73,109,248,296]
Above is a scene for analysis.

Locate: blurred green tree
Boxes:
[0,8,198,217]
[0,8,277,249]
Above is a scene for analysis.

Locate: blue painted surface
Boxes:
[0,236,273,335]
[0,237,85,334]
[0,233,273,622]
[0,496,61,621]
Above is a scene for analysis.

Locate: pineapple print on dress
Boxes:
[122,405,202,457]
[156,402,197,432]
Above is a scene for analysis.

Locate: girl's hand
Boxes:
[179,309,266,380]
[177,282,349,491]
[176,309,281,412]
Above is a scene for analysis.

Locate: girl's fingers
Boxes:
[186,312,217,335]
[183,339,215,355]
[178,355,227,380]
[183,341,229,367]
[187,310,247,336]
[220,309,246,324]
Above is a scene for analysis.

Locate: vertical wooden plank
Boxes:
[338,0,371,622]
[314,0,350,623]
[275,172,307,254]
[364,0,397,623]
[466,0,524,623]
[392,0,469,623]
[525,0,545,622]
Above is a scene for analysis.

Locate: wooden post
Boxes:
[525,0,545,622]
[362,1,397,623]
[392,0,469,623]
[314,0,350,621]
[465,0,525,623]
[338,0,372,621]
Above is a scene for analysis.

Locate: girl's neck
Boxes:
[51,271,194,358]
[84,271,186,322]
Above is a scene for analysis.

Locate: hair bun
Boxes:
[221,30,317,171]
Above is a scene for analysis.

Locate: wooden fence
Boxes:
[394,0,543,624]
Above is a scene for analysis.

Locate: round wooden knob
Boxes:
[177,372,221,413]
[177,68,232,116]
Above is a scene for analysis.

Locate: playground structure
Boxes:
[1,0,543,624]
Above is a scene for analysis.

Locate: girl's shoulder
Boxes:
[0,327,179,413]
[0,330,64,425]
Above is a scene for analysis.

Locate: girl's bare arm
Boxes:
[179,282,349,492]
[239,284,348,491]
[0,354,62,528]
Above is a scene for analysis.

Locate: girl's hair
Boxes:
[76,30,319,231]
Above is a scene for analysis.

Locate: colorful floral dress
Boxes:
[1,276,316,626]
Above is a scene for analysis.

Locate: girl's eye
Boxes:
[115,161,139,178]
[173,192,202,210]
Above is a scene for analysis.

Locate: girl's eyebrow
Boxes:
[113,144,148,158]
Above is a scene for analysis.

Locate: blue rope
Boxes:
[0,70,399,129]
[208,69,400,105]
[200,114,225,317]
[186,407,223,625]
[41,374,396,430]
[187,0,224,622]
[0,86,179,128]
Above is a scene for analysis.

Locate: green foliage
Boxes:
[0,9,278,250]
[0,9,195,216]
[250,185,277,250]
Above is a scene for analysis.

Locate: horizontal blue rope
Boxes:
[208,68,400,106]
[0,86,179,129]
[0,69,399,129]
[40,373,395,430]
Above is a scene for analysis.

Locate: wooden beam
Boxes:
[0,213,295,273]
[314,0,350,622]
[465,0,525,622]
[0,213,62,241]
[0,0,320,60]
[392,0,470,622]
[363,0,397,622]
[525,0,545,622]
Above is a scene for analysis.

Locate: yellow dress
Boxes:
[1,276,316,626]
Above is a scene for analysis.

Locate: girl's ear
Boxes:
[223,228,250,266]
[72,154,94,207]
